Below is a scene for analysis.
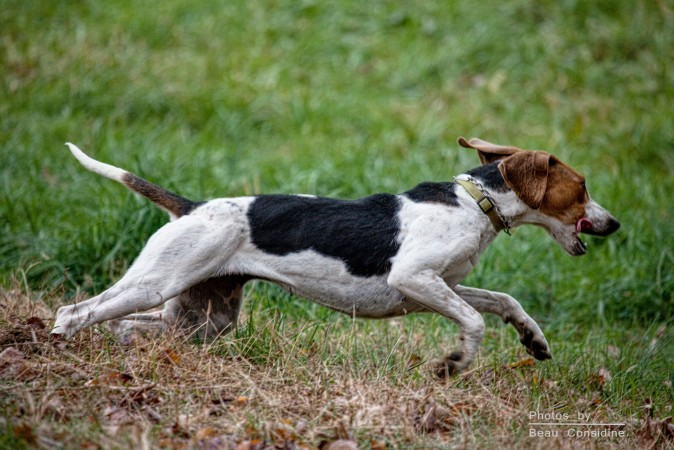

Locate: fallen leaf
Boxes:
[508,357,535,369]
[589,367,612,389]
[86,371,133,386]
[162,348,181,365]
[12,422,36,445]
[269,420,297,442]
[195,426,220,440]
[25,317,46,329]
[370,439,387,449]
[235,438,265,450]
[234,396,248,406]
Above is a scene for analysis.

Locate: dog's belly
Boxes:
[275,276,421,318]
[228,249,424,318]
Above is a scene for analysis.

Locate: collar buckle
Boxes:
[477,196,495,214]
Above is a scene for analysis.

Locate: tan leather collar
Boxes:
[455,177,509,233]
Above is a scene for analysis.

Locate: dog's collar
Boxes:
[454,176,510,234]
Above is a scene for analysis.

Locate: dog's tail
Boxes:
[65,143,197,219]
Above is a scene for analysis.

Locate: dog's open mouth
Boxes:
[575,234,588,254]
[576,218,593,234]
[573,218,592,255]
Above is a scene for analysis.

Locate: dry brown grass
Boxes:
[0,287,671,450]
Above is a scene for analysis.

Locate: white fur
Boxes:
[66,143,126,182]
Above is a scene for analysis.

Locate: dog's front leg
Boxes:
[387,268,485,376]
[453,285,551,360]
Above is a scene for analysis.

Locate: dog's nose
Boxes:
[594,216,620,236]
[605,217,620,235]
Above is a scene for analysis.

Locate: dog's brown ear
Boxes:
[458,137,523,165]
[497,151,551,209]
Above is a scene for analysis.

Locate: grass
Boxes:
[1,0,673,448]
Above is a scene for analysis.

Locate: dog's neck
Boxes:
[461,162,532,233]
[454,177,510,233]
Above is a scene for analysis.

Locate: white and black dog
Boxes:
[52,137,619,375]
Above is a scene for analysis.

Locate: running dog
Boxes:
[52,137,620,375]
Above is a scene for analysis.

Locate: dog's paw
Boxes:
[433,351,466,378]
[49,327,75,342]
[108,317,166,344]
[518,325,552,360]
[51,306,76,339]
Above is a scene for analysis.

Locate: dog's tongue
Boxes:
[576,218,593,233]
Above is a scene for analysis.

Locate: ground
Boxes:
[1,287,672,449]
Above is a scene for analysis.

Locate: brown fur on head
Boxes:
[458,137,589,225]
[536,158,588,225]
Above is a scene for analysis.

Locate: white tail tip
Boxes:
[65,142,126,182]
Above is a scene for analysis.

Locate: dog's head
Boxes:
[458,137,620,256]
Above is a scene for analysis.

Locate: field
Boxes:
[1,0,673,448]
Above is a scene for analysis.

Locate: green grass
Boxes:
[1,0,673,448]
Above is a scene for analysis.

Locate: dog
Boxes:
[52,137,620,376]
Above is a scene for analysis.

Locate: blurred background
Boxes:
[1,0,672,327]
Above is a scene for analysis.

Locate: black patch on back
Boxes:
[465,162,508,192]
[403,182,459,206]
[247,194,401,277]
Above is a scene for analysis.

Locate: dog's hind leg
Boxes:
[108,309,168,343]
[110,276,248,342]
[453,285,551,360]
[171,275,248,341]
[52,214,246,338]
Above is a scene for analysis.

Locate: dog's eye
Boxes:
[578,181,588,202]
